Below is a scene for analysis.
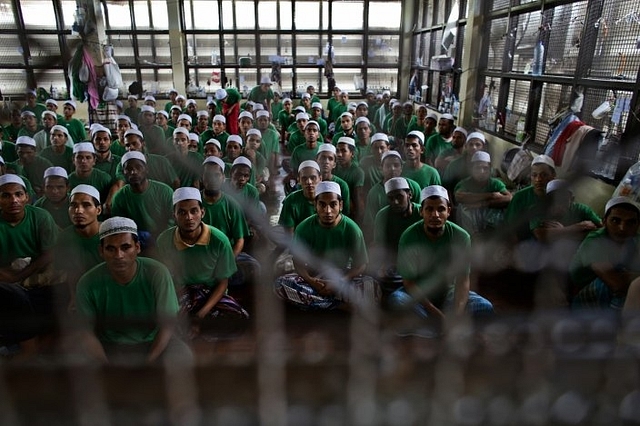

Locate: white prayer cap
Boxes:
[71,184,100,203]
[175,95,186,101]
[99,216,138,240]
[127,95,137,100]
[384,177,410,194]
[0,174,26,189]
[213,114,226,123]
[173,127,189,137]
[406,130,425,145]
[203,156,225,171]
[298,160,320,173]
[253,103,264,111]
[177,114,192,124]
[260,76,272,85]
[294,106,306,113]
[16,136,36,147]
[355,116,370,126]
[256,110,270,118]
[170,105,182,112]
[232,156,252,169]
[227,134,243,146]
[156,110,169,119]
[173,187,202,205]
[197,110,208,118]
[21,111,36,118]
[340,112,353,119]
[301,93,311,99]
[317,143,336,156]
[140,105,155,114]
[63,100,77,109]
[383,90,391,96]
[185,99,197,106]
[51,125,70,137]
[91,125,112,138]
[26,89,37,96]
[283,97,292,103]
[304,120,319,130]
[239,111,253,120]
[441,113,454,121]
[121,151,147,166]
[124,128,144,140]
[42,110,57,120]
[337,137,356,147]
[204,139,221,150]
[45,99,57,106]
[471,151,491,163]
[117,115,132,124]
[43,166,68,180]
[144,95,156,102]
[371,133,389,144]
[546,179,571,194]
[188,133,199,142]
[315,181,341,197]
[215,89,227,100]
[348,102,357,110]
[466,132,486,144]
[246,129,261,138]
[296,112,309,121]
[357,101,369,108]
[531,154,556,170]
[381,150,402,163]
[206,100,216,106]
[426,114,438,124]
[420,185,449,203]
[453,127,468,138]
[73,142,95,155]
[168,88,178,94]
[605,196,640,216]
[311,102,323,109]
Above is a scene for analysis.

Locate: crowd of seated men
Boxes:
[0,84,638,362]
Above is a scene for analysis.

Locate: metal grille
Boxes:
[509,11,542,74]
[477,76,499,132]
[544,1,588,76]
[505,79,530,135]
[534,83,573,146]
[488,17,508,70]
[367,35,400,65]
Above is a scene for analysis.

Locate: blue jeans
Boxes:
[387,287,494,318]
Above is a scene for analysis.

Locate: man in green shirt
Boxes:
[38,125,74,172]
[138,105,171,155]
[18,111,41,138]
[91,125,121,179]
[68,142,115,210]
[248,76,275,111]
[274,181,380,310]
[34,166,71,229]
[335,137,365,224]
[278,98,295,144]
[124,95,141,125]
[316,143,351,216]
[286,112,309,154]
[255,110,280,175]
[166,127,203,188]
[60,100,87,143]
[290,120,321,175]
[75,216,190,364]
[278,160,322,233]
[21,89,47,125]
[199,114,230,152]
[425,113,455,165]
[163,88,179,113]
[5,109,24,143]
[34,110,60,152]
[10,135,53,197]
[388,185,494,323]
[401,130,442,189]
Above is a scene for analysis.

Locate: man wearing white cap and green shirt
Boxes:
[9,135,53,197]
[55,184,103,312]
[0,174,59,354]
[34,166,71,229]
[138,104,170,156]
[91,125,120,179]
[442,131,487,193]
[570,196,640,310]
[215,87,241,135]
[224,156,262,214]
[401,130,441,189]
[435,126,467,173]
[290,119,321,175]
[61,100,87,144]
[425,113,455,165]
[166,127,203,188]
[274,181,380,310]
[316,142,351,216]
[156,187,249,338]
[68,142,115,210]
[279,160,322,233]
[33,110,59,153]
[335,136,365,223]
[39,124,74,172]
[388,185,494,322]
[199,114,229,152]
[111,151,174,251]
[309,102,329,141]
[21,89,46,125]
[248,76,275,112]
[18,110,42,138]
[75,216,191,363]
[254,109,280,175]
[286,112,310,154]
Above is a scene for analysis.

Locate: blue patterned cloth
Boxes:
[387,287,494,318]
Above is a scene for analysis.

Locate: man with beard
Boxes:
[435,127,467,173]
[55,185,103,312]
[91,125,120,179]
[388,185,494,321]
[425,113,455,165]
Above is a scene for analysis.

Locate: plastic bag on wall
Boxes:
[79,61,89,83]
[103,45,124,89]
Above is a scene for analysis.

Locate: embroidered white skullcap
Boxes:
[311,102,323,109]
[471,151,491,163]
[168,88,178,94]
[91,124,111,138]
[304,120,319,130]
[140,105,155,114]
[371,133,389,144]
[215,89,227,100]
[315,181,341,197]
[355,116,370,126]
[0,174,26,189]
[605,196,640,216]
[173,187,202,205]
[337,137,356,147]
[213,114,226,123]
[441,113,454,121]
[466,132,486,144]
[246,129,261,138]
[173,127,189,137]
[196,110,208,118]
[296,112,309,121]
[317,143,336,156]
[357,101,368,108]
[253,103,264,111]
[227,134,243,146]
[420,185,449,203]
[384,177,410,194]
[298,160,320,173]
[453,127,468,138]
[175,95,186,101]
[348,102,357,110]
[51,125,70,137]
[43,166,68,180]
[203,156,225,171]
[71,184,100,203]
[294,106,306,113]
[177,114,192,124]
[63,100,77,109]
[170,105,182,112]
[383,90,391,96]
[239,111,253,120]
[16,136,36,147]
[256,110,270,118]
[406,130,425,144]
[99,216,138,240]
[546,179,571,194]
[381,150,402,163]
[204,139,221,150]
[124,128,144,140]
[283,97,292,103]
[232,156,252,169]
[531,154,556,170]
[121,151,147,166]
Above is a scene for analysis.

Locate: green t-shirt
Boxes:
[164,101,175,113]
[1,140,18,163]
[425,133,452,163]
[442,154,470,193]
[0,205,58,267]
[140,124,172,156]
[111,180,174,236]
[55,225,102,287]
[330,175,351,216]
[290,143,320,174]
[504,185,540,240]
[278,189,316,230]
[156,224,237,288]
[33,196,72,229]
[360,155,384,192]
[286,130,306,153]
[398,220,471,307]
[222,180,261,214]
[294,214,368,271]
[201,193,249,245]
[116,153,179,188]
[454,176,507,195]
[39,145,74,172]
[257,127,281,161]
[165,150,204,188]
[22,104,47,124]
[248,86,274,106]
[110,140,127,157]
[199,130,229,152]
[401,163,441,189]
[4,125,22,143]
[60,117,87,143]
[334,162,365,202]
[124,107,141,125]
[530,202,601,231]
[95,154,121,179]
[364,178,422,232]
[8,157,53,192]
[374,202,423,257]
[76,257,179,345]
[271,101,283,123]
[68,169,114,205]
[278,110,296,133]
[18,126,42,138]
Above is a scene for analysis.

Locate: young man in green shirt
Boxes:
[34,166,72,229]
[199,114,230,152]
[278,160,322,233]
[166,127,203,188]
[18,110,41,138]
[34,110,60,152]
[91,125,121,179]
[255,110,280,175]
[68,142,115,210]
[61,100,87,144]
[9,135,53,197]
[316,143,351,217]
[401,130,442,189]
[248,76,275,111]
[124,95,141,125]
[39,125,74,172]
[425,113,455,166]
[138,105,171,156]
[290,120,320,175]
[335,136,365,225]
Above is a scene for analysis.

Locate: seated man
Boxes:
[274,181,380,310]
[388,185,494,323]
[75,217,191,364]
[278,160,322,234]
[156,188,249,339]
[571,196,640,309]
[0,174,59,353]
[34,166,72,229]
